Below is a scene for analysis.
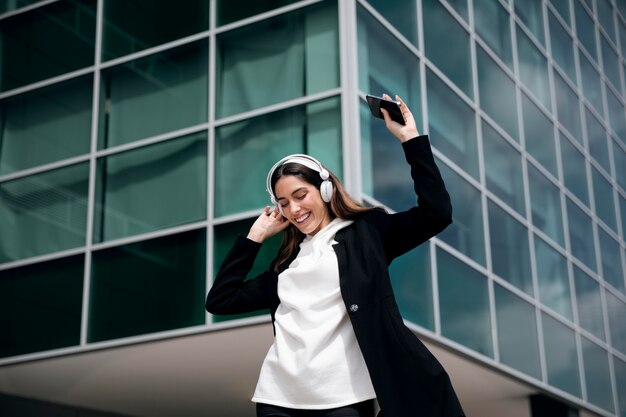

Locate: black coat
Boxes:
[206,136,465,417]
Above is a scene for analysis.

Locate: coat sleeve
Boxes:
[205,235,278,315]
[368,134,452,262]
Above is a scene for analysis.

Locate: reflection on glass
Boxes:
[535,236,572,319]
[566,198,597,272]
[217,0,297,25]
[621,194,626,240]
[601,36,620,91]
[615,357,626,417]
[0,255,84,358]
[364,0,418,45]
[573,266,605,340]
[581,337,615,413]
[0,163,89,263]
[423,0,473,98]
[598,229,625,293]
[579,52,603,114]
[94,133,207,243]
[357,5,421,130]
[522,93,557,176]
[592,167,617,231]
[427,70,479,178]
[0,76,92,175]
[596,0,616,43]
[438,249,492,357]
[389,243,434,330]
[615,140,626,190]
[477,47,518,141]
[549,12,576,83]
[489,201,533,294]
[575,1,597,60]
[473,0,512,67]
[586,109,610,167]
[99,41,208,149]
[549,0,570,26]
[542,313,581,396]
[561,134,589,205]
[216,2,338,117]
[514,0,544,44]
[482,121,524,214]
[215,97,342,217]
[554,74,581,143]
[527,164,564,246]
[437,161,486,265]
[0,0,96,92]
[103,0,209,61]
[606,291,626,354]
[517,27,550,110]
[494,284,541,379]
[89,229,206,342]
[607,88,626,141]
[213,219,282,322]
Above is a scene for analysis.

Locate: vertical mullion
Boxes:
[206,0,217,327]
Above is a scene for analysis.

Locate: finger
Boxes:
[380,107,392,125]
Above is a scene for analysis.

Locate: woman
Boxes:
[206,95,465,417]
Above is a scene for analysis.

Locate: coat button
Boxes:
[349,304,359,313]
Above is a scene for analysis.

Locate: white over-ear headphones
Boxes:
[266,154,333,214]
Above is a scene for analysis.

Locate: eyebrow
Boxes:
[276,187,307,201]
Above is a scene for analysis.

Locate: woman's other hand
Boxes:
[380,94,419,143]
[247,206,290,243]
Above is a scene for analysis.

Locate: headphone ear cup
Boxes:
[320,180,333,203]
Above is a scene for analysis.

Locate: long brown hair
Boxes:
[270,162,380,272]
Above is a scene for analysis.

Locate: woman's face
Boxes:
[274,175,332,236]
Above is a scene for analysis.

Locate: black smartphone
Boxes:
[366,94,405,125]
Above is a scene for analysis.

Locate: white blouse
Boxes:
[251,218,376,409]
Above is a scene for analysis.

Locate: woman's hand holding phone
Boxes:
[379,94,419,143]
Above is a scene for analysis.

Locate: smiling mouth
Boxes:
[295,212,311,224]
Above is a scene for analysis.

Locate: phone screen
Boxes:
[366,95,405,125]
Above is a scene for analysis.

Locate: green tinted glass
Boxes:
[596,0,615,43]
[573,266,605,340]
[575,1,597,60]
[579,51,603,114]
[592,167,617,231]
[0,0,44,13]
[517,26,550,109]
[216,2,338,118]
[606,291,626,354]
[482,121,525,214]
[212,218,282,322]
[607,88,626,142]
[549,12,576,84]
[514,0,544,44]
[581,337,615,413]
[0,76,92,175]
[554,74,581,143]
[0,255,84,358]
[586,109,610,168]
[438,249,492,357]
[0,0,96,92]
[549,0,570,26]
[535,236,572,319]
[427,70,479,179]
[615,140,626,190]
[102,0,209,61]
[364,0,417,45]
[598,229,624,293]
[542,313,581,396]
[527,164,564,246]
[423,0,473,98]
[89,229,206,342]
[522,93,557,176]
[566,198,596,272]
[494,284,541,379]
[561,134,589,205]
[215,97,341,217]
[94,132,207,243]
[217,0,298,25]
[99,41,208,149]
[473,0,512,67]
[489,201,533,294]
[615,357,626,417]
[0,163,89,263]
[601,36,620,91]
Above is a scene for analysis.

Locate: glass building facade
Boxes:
[0,0,625,416]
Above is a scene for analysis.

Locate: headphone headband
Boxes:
[266,154,332,205]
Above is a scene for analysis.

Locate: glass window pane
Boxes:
[514,0,544,44]
[606,291,626,354]
[94,132,207,243]
[0,0,96,92]
[621,194,626,240]
[473,0,513,67]
[575,1,597,60]
[535,236,572,319]
[438,248,493,357]
[215,97,342,217]
[615,140,626,190]
[216,2,339,118]
[592,167,617,231]
[213,218,282,322]
[437,160,486,265]
[0,255,83,358]
[579,52,604,114]
[0,163,89,263]
[446,0,468,20]
[423,0,473,98]
[550,0,570,26]
[620,19,626,57]
[494,284,541,379]
[549,11,576,83]
[542,313,581,396]
[573,265,605,340]
[561,134,589,205]
[390,243,434,330]
[482,121,525,214]
[522,93,558,176]
[517,26,551,109]
[581,337,615,413]
[217,0,297,26]
[598,228,625,293]
[489,201,533,294]
[607,88,626,141]
[0,0,44,13]
[364,0,418,46]
[477,47,518,141]
[596,0,616,43]
[566,198,597,271]
[586,108,610,168]
[427,70,479,178]
[357,6,422,130]
[554,74,582,143]
[615,357,626,417]
[601,35,621,92]
[528,164,564,246]
[0,76,92,175]
[89,229,206,342]
[99,41,208,149]
[102,0,209,61]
